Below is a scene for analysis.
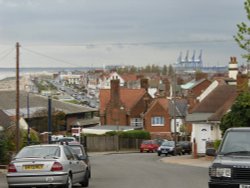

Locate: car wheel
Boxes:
[81,170,89,187]
[62,175,72,188]
[157,152,161,156]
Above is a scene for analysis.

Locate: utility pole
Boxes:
[48,96,52,144]
[16,42,20,153]
[27,92,30,145]
[172,68,177,155]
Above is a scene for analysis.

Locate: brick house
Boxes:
[143,97,188,139]
[143,98,171,139]
[99,78,152,127]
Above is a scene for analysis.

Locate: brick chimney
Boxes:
[110,78,120,107]
[140,78,149,92]
[228,57,238,80]
[164,78,170,97]
[237,72,249,93]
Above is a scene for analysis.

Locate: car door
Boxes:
[64,146,85,183]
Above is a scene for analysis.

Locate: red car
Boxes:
[140,140,159,153]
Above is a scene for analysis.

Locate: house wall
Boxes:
[210,124,222,141]
[170,118,184,133]
[66,115,79,131]
[144,103,171,135]
[104,105,128,126]
[191,123,210,154]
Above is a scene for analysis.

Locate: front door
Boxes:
[197,124,210,154]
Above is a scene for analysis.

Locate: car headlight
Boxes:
[169,147,174,151]
[210,167,231,178]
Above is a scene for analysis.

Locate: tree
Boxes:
[0,131,9,164]
[220,92,250,134]
[168,64,174,76]
[162,65,168,75]
[234,0,250,63]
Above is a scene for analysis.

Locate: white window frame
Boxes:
[151,116,165,126]
[131,118,143,127]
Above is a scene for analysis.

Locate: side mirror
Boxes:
[206,148,216,156]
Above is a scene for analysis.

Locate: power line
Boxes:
[23,39,234,47]
[21,47,83,67]
[0,47,14,56]
[0,48,15,63]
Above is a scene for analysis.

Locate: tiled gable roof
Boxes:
[169,99,188,117]
[99,88,146,113]
[147,98,168,113]
[208,93,238,121]
[121,74,138,82]
[191,85,237,113]
[181,78,206,90]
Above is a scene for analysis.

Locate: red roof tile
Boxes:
[99,88,146,113]
[121,74,138,82]
[145,98,169,116]
[191,85,237,113]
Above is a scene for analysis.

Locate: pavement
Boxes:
[160,154,213,168]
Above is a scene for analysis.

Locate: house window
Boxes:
[131,118,143,127]
[151,116,164,126]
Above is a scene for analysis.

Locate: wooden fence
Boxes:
[83,136,144,152]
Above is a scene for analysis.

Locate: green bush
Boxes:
[0,136,8,164]
[21,129,40,148]
[213,140,221,150]
[105,131,119,136]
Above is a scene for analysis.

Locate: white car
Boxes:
[7,144,89,188]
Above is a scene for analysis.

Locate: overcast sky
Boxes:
[0,0,247,68]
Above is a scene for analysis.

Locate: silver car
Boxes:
[6,144,89,188]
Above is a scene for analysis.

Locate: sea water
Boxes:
[0,67,90,80]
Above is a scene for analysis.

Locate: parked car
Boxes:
[154,138,168,146]
[178,141,192,154]
[207,127,250,188]
[68,142,91,179]
[140,140,159,153]
[157,141,183,156]
[57,136,77,143]
[6,144,89,188]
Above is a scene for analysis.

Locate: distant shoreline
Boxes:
[0,77,16,81]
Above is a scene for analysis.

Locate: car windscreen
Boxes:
[16,146,61,158]
[220,131,250,154]
[162,141,174,147]
[142,140,155,144]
